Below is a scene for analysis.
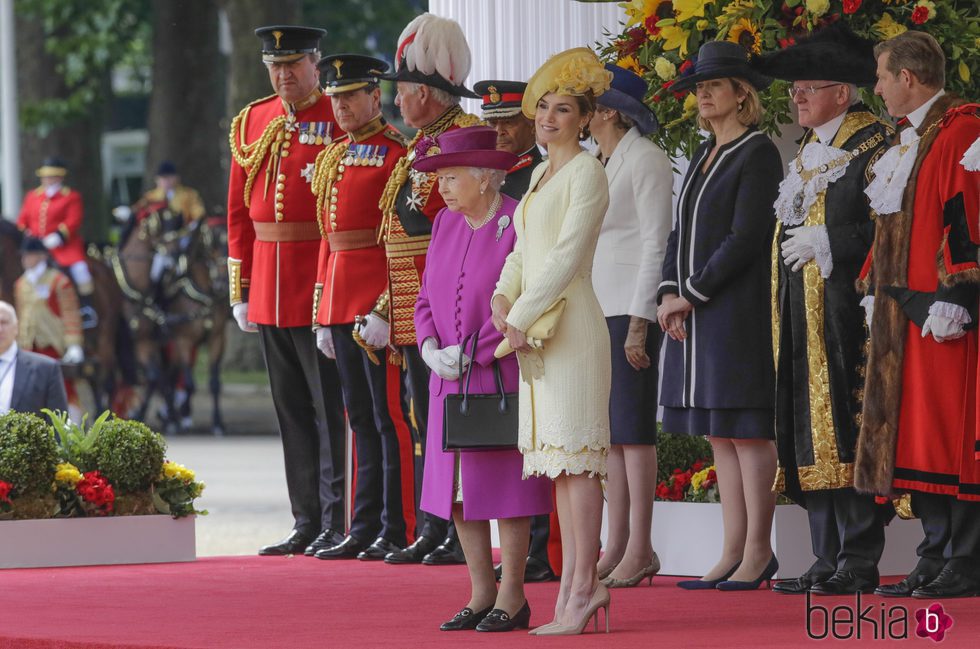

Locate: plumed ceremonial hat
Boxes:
[35,156,68,178]
[473,80,528,120]
[522,48,613,119]
[383,13,479,98]
[752,24,878,86]
[255,25,326,63]
[318,54,389,94]
[411,126,519,173]
[671,41,772,92]
[597,64,659,135]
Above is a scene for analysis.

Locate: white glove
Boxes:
[112,205,132,222]
[421,338,459,380]
[232,303,258,333]
[315,327,335,358]
[357,313,389,348]
[439,344,471,373]
[149,252,173,282]
[921,314,967,343]
[62,345,84,363]
[781,225,833,277]
[42,233,63,250]
[860,295,874,329]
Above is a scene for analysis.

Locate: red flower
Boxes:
[644,14,662,36]
[911,5,930,24]
[679,59,694,74]
[0,480,12,502]
[842,0,861,13]
[616,26,649,57]
[692,459,704,472]
[76,471,115,514]
[652,95,662,103]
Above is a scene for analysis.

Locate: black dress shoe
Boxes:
[440,605,493,631]
[303,529,345,557]
[423,537,466,565]
[314,535,368,560]
[524,556,557,582]
[476,601,531,632]
[875,570,938,597]
[810,570,879,596]
[358,537,404,561]
[384,536,439,564]
[772,570,833,595]
[912,568,980,599]
[258,530,314,556]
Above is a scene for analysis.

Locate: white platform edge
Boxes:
[0,515,196,569]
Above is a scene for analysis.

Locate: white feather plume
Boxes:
[395,13,471,85]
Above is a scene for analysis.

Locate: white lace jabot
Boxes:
[774,141,851,226]
[865,126,920,216]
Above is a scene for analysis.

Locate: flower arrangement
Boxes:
[583,0,979,157]
[153,461,207,518]
[656,458,721,501]
[0,479,13,515]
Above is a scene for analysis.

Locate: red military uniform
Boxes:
[312,116,407,326]
[374,105,481,346]
[17,187,86,267]
[227,90,336,327]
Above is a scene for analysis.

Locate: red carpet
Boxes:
[1,556,978,648]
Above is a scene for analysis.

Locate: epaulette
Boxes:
[246,93,279,109]
[60,187,71,196]
[509,154,534,173]
[383,129,410,148]
[454,112,483,128]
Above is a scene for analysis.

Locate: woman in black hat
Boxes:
[655,41,783,591]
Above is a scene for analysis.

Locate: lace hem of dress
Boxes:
[521,443,607,479]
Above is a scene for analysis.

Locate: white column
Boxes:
[0,0,21,220]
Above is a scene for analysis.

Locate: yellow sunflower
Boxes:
[727,18,762,55]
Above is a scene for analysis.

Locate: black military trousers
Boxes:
[805,488,886,577]
[401,344,449,542]
[336,324,409,546]
[529,514,552,566]
[912,492,980,579]
[258,325,346,535]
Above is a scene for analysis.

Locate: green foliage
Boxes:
[86,417,166,494]
[302,0,425,56]
[43,408,112,470]
[0,412,59,497]
[657,428,713,484]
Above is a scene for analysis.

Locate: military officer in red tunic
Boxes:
[226,25,346,558]
[354,13,481,565]
[17,157,96,329]
[309,54,417,561]
[473,80,543,202]
[856,31,980,599]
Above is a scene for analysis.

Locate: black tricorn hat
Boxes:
[671,41,772,92]
[473,80,527,119]
[20,236,47,254]
[752,24,877,86]
[318,54,389,94]
[255,25,326,63]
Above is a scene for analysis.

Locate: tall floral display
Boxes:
[585,0,978,157]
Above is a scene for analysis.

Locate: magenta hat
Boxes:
[411,126,519,173]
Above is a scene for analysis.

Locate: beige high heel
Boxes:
[534,584,611,636]
[601,552,660,588]
[597,563,617,581]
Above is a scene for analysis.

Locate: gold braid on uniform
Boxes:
[311,141,351,238]
[228,104,287,208]
[351,327,382,366]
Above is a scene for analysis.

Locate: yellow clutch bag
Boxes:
[494,298,567,358]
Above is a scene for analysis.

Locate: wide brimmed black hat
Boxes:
[319,54,389,94]
[255,25,325,63]
[474,80,527,119]
[752,24,877,86]
[597,64,659,135]
[383,63,479,98]
[20,236,47,254]
[671,41,772,92]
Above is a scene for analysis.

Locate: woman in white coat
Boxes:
[590,64,672,589]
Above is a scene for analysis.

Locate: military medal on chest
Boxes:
[298,121,332,145]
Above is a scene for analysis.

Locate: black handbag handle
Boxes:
[457,331,510,416]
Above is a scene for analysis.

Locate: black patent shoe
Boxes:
[385,536,439,564]
[677,561,741,590]
[912,568,980,599]
[524,556,557,582]
[875,570,938,597]
[476,602,531,632]
[303,529,345,557]
[772,570,833,595]
[717,555,779,591]
[358,536,403,561]
[259,530,314,556]
[440,605,493,631]
[810,570,879,596]
[423,537,466,565]
[314,535,368,560]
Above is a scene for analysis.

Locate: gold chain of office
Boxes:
[795,132,885,183]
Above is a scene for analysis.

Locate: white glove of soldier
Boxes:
[357,313,389,348]
[62,345,84,364]
[112,205,132,222]
[421,338,460,380]
[860,295,874,329]
[232,303,257,333]
[921,315,967,343]
[150,252,173,282]
[315,327,335,358]
[42,233,63,250]
[781,225,833,277]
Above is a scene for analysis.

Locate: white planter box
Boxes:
[647,502,922,578]
[0,515,196,569]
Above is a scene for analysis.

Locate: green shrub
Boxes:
[88,418,166,494]
[0,411,58,497]
[657,427,713,484]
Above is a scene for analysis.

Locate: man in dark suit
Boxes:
[0,301,69,417]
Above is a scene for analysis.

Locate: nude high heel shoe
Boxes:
[602,552,660,588]
[534,584,611,636]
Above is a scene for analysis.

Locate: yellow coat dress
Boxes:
[494,151,611,478]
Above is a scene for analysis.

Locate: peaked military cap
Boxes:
[255,25,326,63]
[36,156,68,177]
[318,54,389,94]
[473,80,527,120]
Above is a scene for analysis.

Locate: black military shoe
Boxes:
[772,570,833,595]
[358,536,404,561]
[912,568,980,599]
[524,556,557,582]
[385,535,439,564]
[315,535,368,560]
[423,536,466,565]
[303,529,345,557]
[875,569,938,597]
[258,530,314,556]
[810,570,879,596]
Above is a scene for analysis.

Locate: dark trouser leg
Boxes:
[833,488,886,575]
[946,498,980,579]
[402,344,448,542]
[528,515,552,565]
[258,325,344,536]
[911,491,952,576]
[803,490,840,579]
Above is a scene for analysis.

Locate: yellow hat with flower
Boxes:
[521,47,613,119]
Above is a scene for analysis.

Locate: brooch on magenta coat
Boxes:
[495,214,511,241]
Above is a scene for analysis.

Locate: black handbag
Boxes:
[442,332,519,452]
